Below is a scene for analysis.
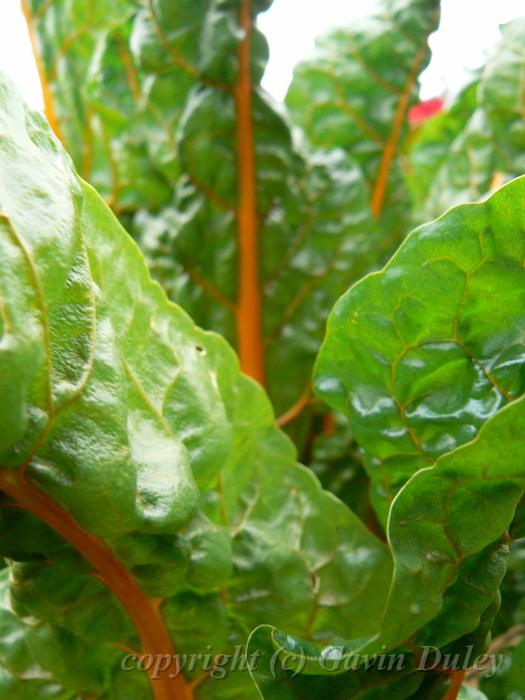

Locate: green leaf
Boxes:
[246,177,525,697]
[416,545,505,654]
[12,3,525,697]
[0,72,392,698]
[0,566,148,698]
[23,0,175,215]
[248,393,525,697]
[286,0,440,235]
[416,108,497,220]
[315,175,525,521]
[309,413,380,534]
[493,539,525,636]
[247,624,427,699]
[479,539,525,699]
[130,0,385,418]
[479,20,525,180]
[25,0,385,423]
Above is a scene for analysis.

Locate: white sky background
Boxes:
[259,0,525,100]
[0,0,524,109]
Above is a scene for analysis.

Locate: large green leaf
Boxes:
[0,73,393,698]
[246,177,525,697]
[286,0,440,238]
[25,0,386,424]
[249,332,525,699]
[11,3,525,697]
[414,108,496,221]
[315,176,525,522]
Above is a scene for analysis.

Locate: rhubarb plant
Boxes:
[0,0,525,698]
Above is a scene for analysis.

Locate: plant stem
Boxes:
[234,0,265,386]
[20,0,63,142]
[0,469,192,700]
[370,10,439,219]
[443,670,465,700]
[276,386,312,427]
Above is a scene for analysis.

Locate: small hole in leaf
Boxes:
[195,344,206,355]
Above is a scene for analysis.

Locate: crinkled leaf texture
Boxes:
[25,0,385,422]
[316,176,525,522]
[0,74,393,699]
[247,176,525,698]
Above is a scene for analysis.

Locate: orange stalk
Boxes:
[0,469,192,700]
[234,0,265,385]
[21,0,63,142]
[321,412,336,436]
[276,386,312,427]
[443,670,466,700]
[370,40,430,219]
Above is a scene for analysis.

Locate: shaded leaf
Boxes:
[248,391,525,697]
[286,0,440,235]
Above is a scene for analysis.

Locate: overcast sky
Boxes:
[0,0,524,109]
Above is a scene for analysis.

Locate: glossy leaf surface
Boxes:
[7,1,525,698]
[25,0,384,419]
[0,73,392,699]
[315,176,525,521]
[247,177,525,697]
